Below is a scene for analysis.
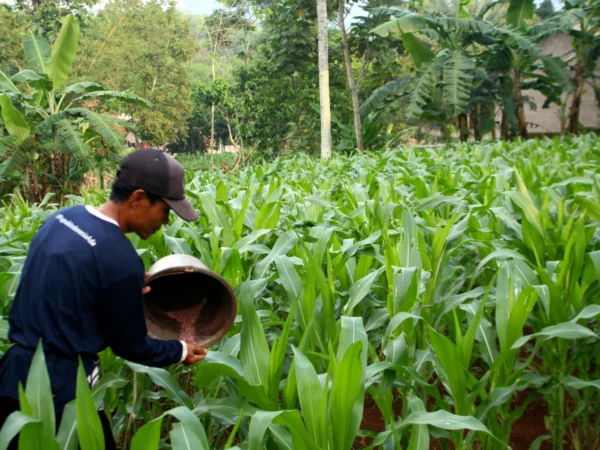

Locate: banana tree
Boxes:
[0,14,150,202]
[487,0,573,139]
[368,7,498,141]
[531,0,600,133]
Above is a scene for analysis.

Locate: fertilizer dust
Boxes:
[165,298,207,343]
[145,271,231,345]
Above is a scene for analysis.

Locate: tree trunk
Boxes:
[513,70,528,139]
[567,58,586,134]
[338,0,364,152]
[471,104,482,141]
[458,113,469,142]
[501,109,509,139]
[441,122,452,144]
[316,0,332,159]
[210,102,215,151]
[210,57,216,151]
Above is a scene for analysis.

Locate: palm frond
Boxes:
[74,90,153,108]
[0,70,20,95]
[56,119,90,162]
[402,32,435,67]
[506,0,534,28]
[541,56,574,94]
[476,0,507,20]
[370,10,435,37]
[442,50,475,117]
[407,58,441,119]
[437,17,494,35]
[37,110,73,131]
[529,10,580,42]
[38,108,136,134]
[62,82,106,95]
[0,135,18,153]
[77,109,126,150]
[0,135,36,179]
[495,27,541,56]
[369,7,412,18]
[11,70,52,91]
[360,78,411,118]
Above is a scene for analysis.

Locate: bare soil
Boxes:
[354,390,558,450]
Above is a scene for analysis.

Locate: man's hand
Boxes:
[184,343,208,365]
[143,272,151,295]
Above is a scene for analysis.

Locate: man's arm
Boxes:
[98,272,185,367]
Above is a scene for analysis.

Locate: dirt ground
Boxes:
[354,390,560,450]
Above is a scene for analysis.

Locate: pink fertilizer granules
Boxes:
[165,299,207,343]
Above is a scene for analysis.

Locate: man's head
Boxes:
[109,148,199,239]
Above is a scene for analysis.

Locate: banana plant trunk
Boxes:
[567,58,586,134]
[512,69,528,139]
[338,0,364,152]
[458,113,469,142]
[471,104,482,141]
[316,0,332,160]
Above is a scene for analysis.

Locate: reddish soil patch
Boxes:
[509,393,553,450]
[354,390,403,448]
[354,390,558,450]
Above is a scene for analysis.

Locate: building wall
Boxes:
[523,33,600,134]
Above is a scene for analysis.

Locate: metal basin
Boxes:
[143,254,237,348]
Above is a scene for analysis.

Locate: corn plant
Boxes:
[1,135,599,449]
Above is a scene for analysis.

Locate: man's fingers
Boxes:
[184,345,208,365]
[142,286,151,295]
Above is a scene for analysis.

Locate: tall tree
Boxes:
[338,0,364,152]
[195,8,247,151]
[73,0,196,145]
[564,0,599,133]
[13,0,99,41]
[536,0,555,20]
[0,6,29,76]
[316,0,332,159]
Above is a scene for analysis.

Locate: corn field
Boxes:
[1,135,600,450]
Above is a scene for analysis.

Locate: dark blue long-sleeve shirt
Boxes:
[0,205,184,412]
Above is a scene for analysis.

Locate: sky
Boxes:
[0,0,562,16]
[0,0,368,17]
[178,0,221,15]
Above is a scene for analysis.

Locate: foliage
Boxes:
[12,0,100,41]
[369,6,498,138]
[0,14,149,202]
[1,135,600,449]
[536,0,556,20]
[72,0,196,145]
[0,6,30,76]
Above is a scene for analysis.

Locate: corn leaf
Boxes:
[126,362,193,408]
[330,341,364,450]
[24,341,55,440]
[130,418,163,450]
[75,360,104,450]
[239,280,271,392]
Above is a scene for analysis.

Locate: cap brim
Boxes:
[164,197,199,222]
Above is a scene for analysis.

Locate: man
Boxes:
[0,148,207,449]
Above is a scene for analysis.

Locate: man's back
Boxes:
[0,204,183,413]
[8,205,135,358]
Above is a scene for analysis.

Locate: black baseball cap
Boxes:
[117,148,199,222]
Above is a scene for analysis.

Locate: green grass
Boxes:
[173,152,236,173]
[1,135,600,450]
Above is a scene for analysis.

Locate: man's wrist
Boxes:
[179,341,188,362]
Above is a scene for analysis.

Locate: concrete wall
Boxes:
[523,33,600,134]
